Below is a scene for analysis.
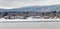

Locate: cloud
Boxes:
[0,0,60,8]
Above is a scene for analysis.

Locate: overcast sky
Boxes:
[0,0,60,9]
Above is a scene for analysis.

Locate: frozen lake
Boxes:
[0,18,60,29]
[0,22,60,29]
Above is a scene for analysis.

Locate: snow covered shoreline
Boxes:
[0,18,60,22]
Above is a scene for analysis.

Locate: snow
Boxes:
[0,18,60,22]
[0,16,60,22]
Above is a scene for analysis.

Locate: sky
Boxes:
[0,0,60,9]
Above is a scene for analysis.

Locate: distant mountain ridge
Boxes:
[0,4,60,12]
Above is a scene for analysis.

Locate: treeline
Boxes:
[0,11,60,19]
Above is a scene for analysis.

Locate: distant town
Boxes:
[0,11,60,19]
